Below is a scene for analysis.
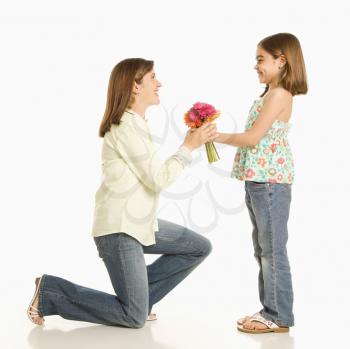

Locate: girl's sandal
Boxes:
[237,315,250,326]
[237,313,289,334]
[27,277,45,325]
[237,312,260,325]
[147,313,157,321]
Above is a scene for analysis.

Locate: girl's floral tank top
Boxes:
[231,97,295,184]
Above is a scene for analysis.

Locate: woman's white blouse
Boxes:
[91,109,192,246]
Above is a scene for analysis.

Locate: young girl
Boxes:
[27,58,217,328]
[215,33,308,333]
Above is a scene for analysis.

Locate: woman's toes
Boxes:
[148,313,157,320]
[37,317,44,325]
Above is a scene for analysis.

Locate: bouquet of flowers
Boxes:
[184,102,220,163]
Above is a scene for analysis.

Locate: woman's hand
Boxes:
[182,123,218,151]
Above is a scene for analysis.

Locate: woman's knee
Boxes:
[198,235,213,258]
[125,310,147,329]
[124,301,149,329]
[129,317,146,329]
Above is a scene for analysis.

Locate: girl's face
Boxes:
[135,69,162,106]
[254,46,285,86]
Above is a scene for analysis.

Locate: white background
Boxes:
[1,1,349,348]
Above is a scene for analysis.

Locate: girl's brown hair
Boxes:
[99,58,154,137]
[258,33,308,97]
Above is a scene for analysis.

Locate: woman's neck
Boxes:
[129,101,147,119]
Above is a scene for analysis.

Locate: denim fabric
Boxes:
[245,180,294,327]
[38,219,212,328]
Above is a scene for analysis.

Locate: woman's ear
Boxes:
[132,82,141,95]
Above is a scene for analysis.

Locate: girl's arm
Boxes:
[215,131,256,147]
[215,88,292,147]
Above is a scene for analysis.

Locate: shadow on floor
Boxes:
[27,322,174,349]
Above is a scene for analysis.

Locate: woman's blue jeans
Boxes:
[37,219,212,328]
[245,181,294,327]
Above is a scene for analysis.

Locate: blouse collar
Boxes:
[125,108,148,122]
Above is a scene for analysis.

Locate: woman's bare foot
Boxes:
[147,313,157,321]
[27,277,45,325]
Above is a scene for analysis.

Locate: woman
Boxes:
[27,58,218,328]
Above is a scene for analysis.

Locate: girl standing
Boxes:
[27,58,218,328]
[215,33,308,333]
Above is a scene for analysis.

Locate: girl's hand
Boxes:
[182,123,218,151]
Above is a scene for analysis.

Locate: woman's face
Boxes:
[136,69,162,106]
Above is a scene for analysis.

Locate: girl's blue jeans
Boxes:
[245,180,294,327]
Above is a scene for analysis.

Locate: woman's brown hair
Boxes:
[258,33,308,97]
[99,58,154,137]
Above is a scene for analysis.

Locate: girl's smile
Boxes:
[254,46,286,87]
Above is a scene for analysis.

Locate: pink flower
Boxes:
[184,102,220,128]
[245,168,255,179]
[192,102,217,117]
[277,157,285,165]
[277,174,283,181]
[270,144,277,153]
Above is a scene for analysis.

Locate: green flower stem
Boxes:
[205,142,220,163]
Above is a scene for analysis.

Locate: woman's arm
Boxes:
[110,119,216,193]
[111,118,187,193]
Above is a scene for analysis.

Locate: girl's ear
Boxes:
[279,54,287,68]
